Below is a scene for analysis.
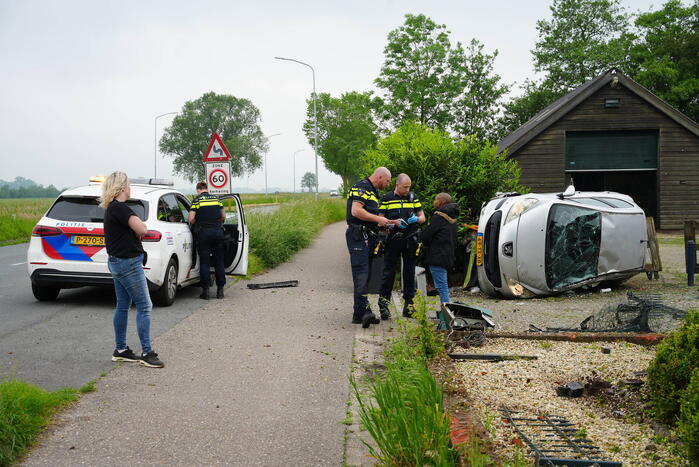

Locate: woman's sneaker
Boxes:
[112,347,138,362]
[139,352,164,368]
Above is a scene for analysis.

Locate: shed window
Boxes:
[565,130,658,171]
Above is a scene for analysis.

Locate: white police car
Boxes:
[27,178,249,306]
[476,186,647,298]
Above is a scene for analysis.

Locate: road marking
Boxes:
[11,262,26,266]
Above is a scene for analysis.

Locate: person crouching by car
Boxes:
[420,193,459,305]
[101,171,164,368]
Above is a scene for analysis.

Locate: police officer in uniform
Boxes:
[378,173,426,318]
[346,167,401,328]
[188,181,226,300]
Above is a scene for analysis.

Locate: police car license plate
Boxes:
[72,235,105,246]
[476,233,483,267]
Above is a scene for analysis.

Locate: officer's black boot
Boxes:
[378,296,391,320]
[216,286,224,299]
[402,300,415,318]
[199,288,210,300]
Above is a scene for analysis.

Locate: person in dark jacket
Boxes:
[420,193,459,305]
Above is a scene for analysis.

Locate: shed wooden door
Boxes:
[565,130,658,221]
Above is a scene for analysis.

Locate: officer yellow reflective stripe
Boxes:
[197,200,223,207]
[349,189,378,203]
[191,197,223,209]
[380,202,421,210]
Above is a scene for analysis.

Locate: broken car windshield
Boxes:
[545,204,601,289]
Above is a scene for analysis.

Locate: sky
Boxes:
[0,0,658,193]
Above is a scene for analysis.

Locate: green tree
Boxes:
[301,172,317,192]
[631,0,699,122]
[362,122,521,217]
[303,91,379,193]
[453,39,510,141]
[375,14,465,130]
[533,0,634,91]
[497,0,634,137]
[160,92,266,182]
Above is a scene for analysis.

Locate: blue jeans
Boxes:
[429,265,450,304]
[108,254,152,353]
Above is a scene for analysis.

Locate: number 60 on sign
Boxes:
[205,162,231,195]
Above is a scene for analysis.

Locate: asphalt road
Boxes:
[0,242,208,391]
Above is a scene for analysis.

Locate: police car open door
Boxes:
[218,194,248,276]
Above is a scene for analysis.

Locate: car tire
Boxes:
[32,284,60,301]
[153,258,177,307]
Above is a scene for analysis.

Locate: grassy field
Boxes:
[0,193,338,245]
[0,199,54,246]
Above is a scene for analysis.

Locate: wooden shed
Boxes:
[498,68,699,229]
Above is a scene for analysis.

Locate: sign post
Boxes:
[202,133,233,196]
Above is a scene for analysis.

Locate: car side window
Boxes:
[159,194,185,223]
[222,198,239,225]
[175,196,191,222]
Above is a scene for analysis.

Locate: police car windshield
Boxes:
[46,197,148,222]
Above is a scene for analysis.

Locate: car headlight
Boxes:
[505,198,539,224]
[504,275,537,298]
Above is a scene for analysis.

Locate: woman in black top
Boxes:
[420,193,459,304]
[101,171,163,368]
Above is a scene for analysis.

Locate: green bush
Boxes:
[647,310,699,424]
[678,369,699,465]
[362,122,522,218]
[246,199,344,269]
[0,380,77,466]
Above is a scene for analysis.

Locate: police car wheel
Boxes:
[153,258,177,307]
[32,284,60,301]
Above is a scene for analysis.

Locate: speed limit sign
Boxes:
[205,162,231,195]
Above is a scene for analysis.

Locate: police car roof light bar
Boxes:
[129,178,174,187]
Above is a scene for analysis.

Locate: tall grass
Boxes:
[239,192,326,205]
[352,295,456,466]
[246,199,345,269]
[0,199,53,245]
[0,380,77,466]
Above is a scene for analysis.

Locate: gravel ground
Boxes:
[452,233,699,333]
[451,338,688,466]
[444,233,695,466]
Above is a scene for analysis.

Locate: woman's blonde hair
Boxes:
[99,171,129,208]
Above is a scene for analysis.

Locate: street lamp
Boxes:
[292,149,306,193]
[154,112,178,178]
[264,133,281,195]
[274,56,319,200]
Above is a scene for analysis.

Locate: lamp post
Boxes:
[292,149,306,193]
[154,112,178,178]
[264,133,281,195]
[274,56,319,200]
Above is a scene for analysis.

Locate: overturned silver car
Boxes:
[476,187,647,298]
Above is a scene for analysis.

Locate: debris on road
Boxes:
[247,280,299,289]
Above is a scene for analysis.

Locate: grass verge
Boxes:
[0,380,78,466]
[246,198,345,271]
[351,295,458,465]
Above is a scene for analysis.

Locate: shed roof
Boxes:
[497,68,699,156]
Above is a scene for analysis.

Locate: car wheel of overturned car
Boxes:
[153,258,177,307]
[31,284,60,301]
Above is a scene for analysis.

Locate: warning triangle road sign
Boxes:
[202,132,232,162]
